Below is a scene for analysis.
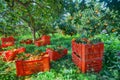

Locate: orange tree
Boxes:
[0,0,64,41]
[57,0,120,42]
[55,0,83,36]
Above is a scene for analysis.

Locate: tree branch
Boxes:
[14,0,44,8]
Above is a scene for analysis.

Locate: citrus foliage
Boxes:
[0,0,64,40]
[56,0,120,38]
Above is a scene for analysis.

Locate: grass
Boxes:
[0,33,120,80]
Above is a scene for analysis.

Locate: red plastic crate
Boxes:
[46,48,68,61]
[72,52,102,73]
[41,35,50,41]
[20,39,33,44]
[34,40,44,47]
[0,47,25,61]
[16,47,26,54]
[4,50,17,61]
[41,35,50,45]
[1,42,14,48]
[72,40,104,60]
[1,36,15,43]
[34,35,50,47]
[25,39,33,44]
[1,36,15,48]
[15,54,50,76]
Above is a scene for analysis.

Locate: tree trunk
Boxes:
[31,28,36,42]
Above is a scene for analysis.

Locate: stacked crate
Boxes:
[72,40,104,73]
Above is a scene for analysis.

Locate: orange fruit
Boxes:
[112,29,116,32]
[95,10,99,14]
